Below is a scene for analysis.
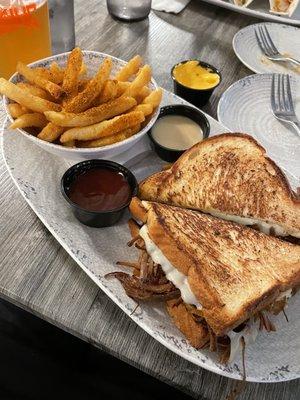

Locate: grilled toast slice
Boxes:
[139,133,300,238]
[130,198,300,336]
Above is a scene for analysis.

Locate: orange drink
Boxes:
[0,0,52,79]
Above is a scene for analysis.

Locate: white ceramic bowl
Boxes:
[3,51,160,161]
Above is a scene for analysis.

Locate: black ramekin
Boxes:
[61,159,138,228]
[171,60,222,108]
[148,104,210,163]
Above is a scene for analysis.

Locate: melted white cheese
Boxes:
[207,210,300,238]
[139,225,295,363]
[227,289,293,362]
[227,319,259,363]
[139,225,202,308]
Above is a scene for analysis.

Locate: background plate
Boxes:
[2,89,300,382]
[199,0,300,26]
[233,23,300,76]
[218,73,300,186]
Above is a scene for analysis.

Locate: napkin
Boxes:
[151,0,191,13]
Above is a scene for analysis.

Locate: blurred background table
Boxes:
[0,1,299,399]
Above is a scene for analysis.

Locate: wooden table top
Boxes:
[0,1,299,399]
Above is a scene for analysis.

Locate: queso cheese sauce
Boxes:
[151,115,203,150]
[173,60,220,90]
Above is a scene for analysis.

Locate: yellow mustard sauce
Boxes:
[173,60,220,90]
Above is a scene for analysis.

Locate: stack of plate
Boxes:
[218,22,300,186]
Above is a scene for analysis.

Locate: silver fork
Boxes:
[271,74,300,137]
[255,25,300,67]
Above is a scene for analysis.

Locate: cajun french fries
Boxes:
[143,88,163,108]
[116,81,130,97]
[45,96,137,127]
[16,82,53,101]
[62,47,82,96]
[63,140,76,147]
[95,79,119,105]
[37,122,64,142]
[124,65,152,98]
[33,67,63,85]
[60,111,145,143]
[10,113,47,129]
[64,57,112,113]
[134,86,151,104]
[0,78,61,113]
[2,49,162,149]
[17,62,64,99]
[133,103,153,117]
[79,124,141,148]
[8,103,29,118]
[49,62,65,83]
[115,55,142,82]
[132,89,162,116]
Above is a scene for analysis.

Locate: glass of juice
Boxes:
[0,0,52,79]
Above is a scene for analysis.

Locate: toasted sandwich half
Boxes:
[110,198,300,362]
[139,133,300,239]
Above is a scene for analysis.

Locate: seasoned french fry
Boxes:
[133,103,153,117]
[134,86,151,104]
[63,57,112,113]
[62,47,83,96]
[143,88,163,108]
[34,67,63,84]
[115,55,142,81]
[60,111,144,143]
[94,80,119,105]
[63,140,76,147]
[49,61,86,83]
[116,81,130,97]
[79,62,87,77]
[17,82,53,101]
[10,113,48,129]
[78,78,90,92]
[4,48,157,150]
[0,78,61,113]
[123,65,151,98]
[79,124,141,148]
[17,62,63,99]
[45,96,137,127]
[8,103,30,118]
[49,62,65,83]
[37,122,64,142]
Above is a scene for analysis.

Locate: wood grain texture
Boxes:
[0,1,299,398]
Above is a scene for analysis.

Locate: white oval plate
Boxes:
[198,0,300,26]
[218,73,300,184]
[233,23,300,76]
[2,89,300,382]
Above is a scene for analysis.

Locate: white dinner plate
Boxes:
[2,89,300,382]
[233,23,300,76]
[198,0,300,26]
[218,73,300,185]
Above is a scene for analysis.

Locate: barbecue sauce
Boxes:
[68,168,131,211]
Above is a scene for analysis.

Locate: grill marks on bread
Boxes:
[144,202,300,335]
[139,134,300,237]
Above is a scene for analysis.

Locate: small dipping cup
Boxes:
[148,104,210,163]
[61,159,138,228]
[171,60,221,108]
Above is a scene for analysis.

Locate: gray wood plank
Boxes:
[0,1,299,399]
